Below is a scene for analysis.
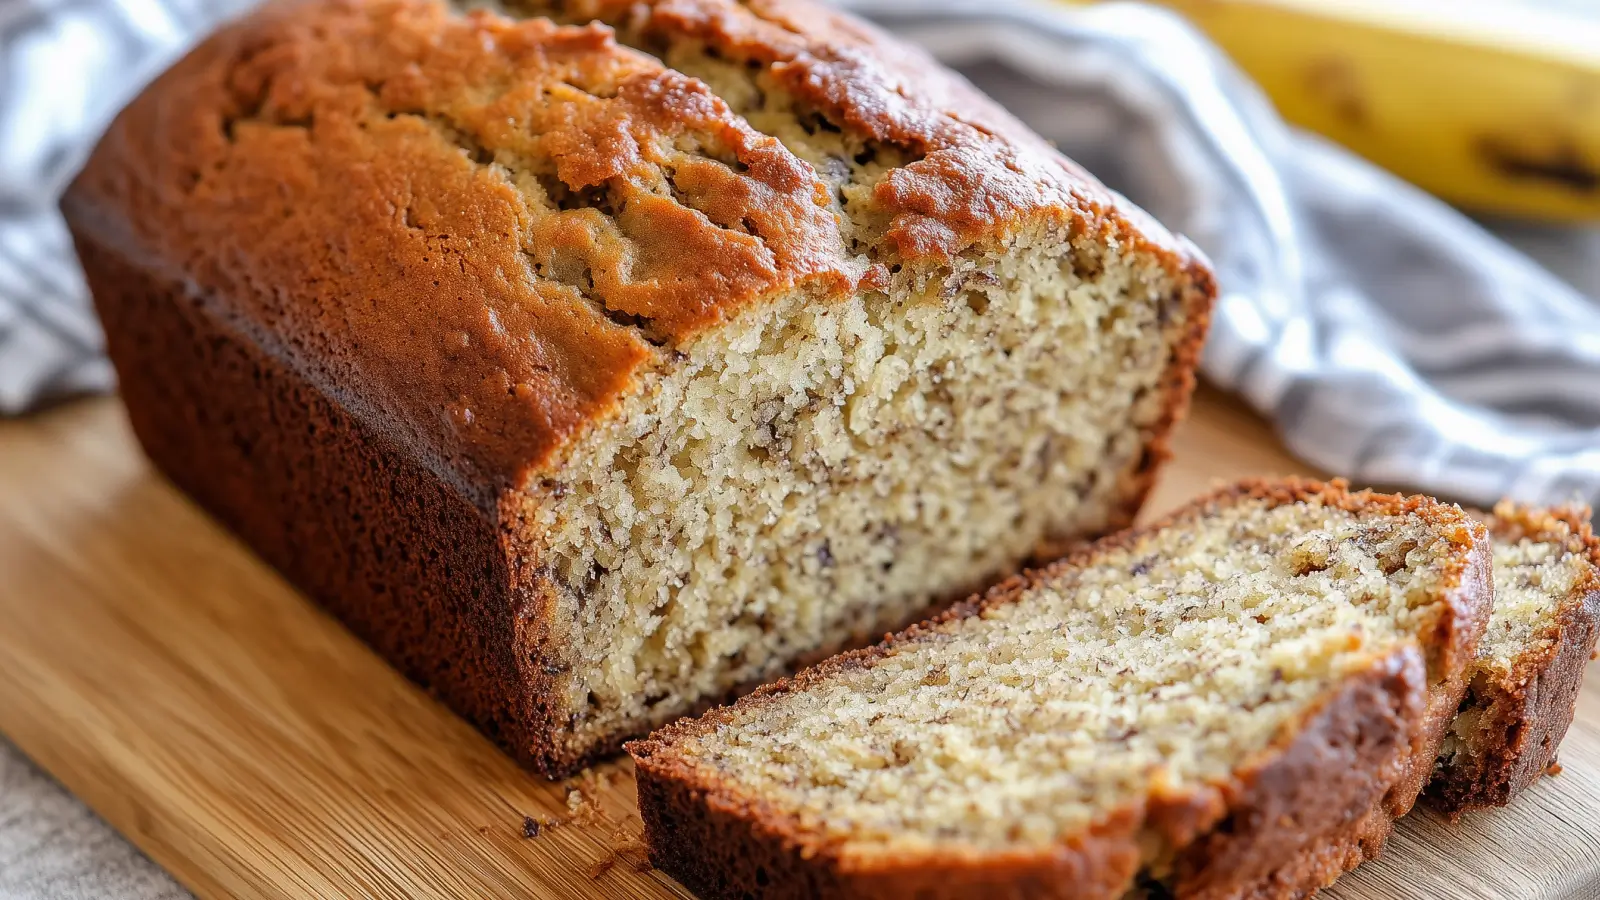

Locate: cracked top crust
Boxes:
[65,0,1200,511]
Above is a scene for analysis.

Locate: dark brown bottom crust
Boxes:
[636,763,1146,900]
[1220,804,1396,900]
[1426,606,1599,815]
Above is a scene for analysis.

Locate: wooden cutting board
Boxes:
[1,388,1596,900]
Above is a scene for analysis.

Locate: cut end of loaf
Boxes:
[521,222,1200,768]
[629,480,1490,897]
[449,0,1215,772]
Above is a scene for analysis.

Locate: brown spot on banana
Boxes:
[1477,134,1600,194]
[1304,57,1369,129]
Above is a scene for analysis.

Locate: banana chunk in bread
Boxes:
[629,480,1492,900]
[63,0,1212,775]
[1428,503,1600,815]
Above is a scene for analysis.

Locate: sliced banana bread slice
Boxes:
[1428,502,1600,815]
[629,479,1492,900]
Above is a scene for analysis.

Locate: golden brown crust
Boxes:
[65,0,1209,503]
[554,0,1200,263]
[1426,503,1600,815]
[629,478,1494,899]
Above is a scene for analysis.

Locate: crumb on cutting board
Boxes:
[563,767,613,826]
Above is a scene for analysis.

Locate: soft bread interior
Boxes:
[651,497,1460,858]
[529,225,1186,756]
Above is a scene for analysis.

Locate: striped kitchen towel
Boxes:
[0,0,254,412]
[4,0,1600,516]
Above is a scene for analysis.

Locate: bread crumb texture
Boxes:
[529,225,1181,756]
[1480,508,1590,672]
[1437,503,1600,777]
[658,493,1464,860]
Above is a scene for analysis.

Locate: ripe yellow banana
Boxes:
[1065,0,1600,222]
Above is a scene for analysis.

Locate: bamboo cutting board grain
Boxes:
[1,389,1597,900]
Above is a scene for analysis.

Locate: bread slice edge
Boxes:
[1427,503,1600,815]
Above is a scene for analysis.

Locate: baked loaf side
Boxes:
[1428,503,1600,815]
[630,479,1493,900]
[65,0,1213,775]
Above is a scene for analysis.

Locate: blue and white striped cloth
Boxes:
[4,1,1600,897]
[0,0,252,412]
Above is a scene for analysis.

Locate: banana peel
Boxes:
[1065,0,1600,222]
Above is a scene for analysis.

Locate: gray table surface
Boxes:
[3,221,1598,900]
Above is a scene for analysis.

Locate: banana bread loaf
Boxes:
[1428,502,1600,815]
[62,0,1213,775]
[629,479,1492,899]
